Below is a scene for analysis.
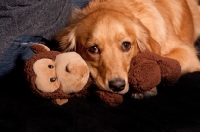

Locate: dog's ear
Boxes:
[136,36,161,54]
[135,24,161,54]
[55,26,77,52]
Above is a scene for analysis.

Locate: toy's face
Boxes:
[33,59,60,92]
[33,52,89,94]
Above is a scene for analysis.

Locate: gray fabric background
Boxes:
[0,0,89,58]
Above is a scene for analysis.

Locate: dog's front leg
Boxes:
[132,87,157,99]
[163,46,200,74]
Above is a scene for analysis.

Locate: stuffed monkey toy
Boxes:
[24,44,181,106]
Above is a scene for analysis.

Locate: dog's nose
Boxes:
[109,78,125,92]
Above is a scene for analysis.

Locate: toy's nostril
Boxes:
[66,65,70,72]
[50,77,56,82]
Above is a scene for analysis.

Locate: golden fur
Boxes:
[55,0,200,96]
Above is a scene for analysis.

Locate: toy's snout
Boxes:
[55,52,90,94]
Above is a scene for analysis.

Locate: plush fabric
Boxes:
[128,50,181,92]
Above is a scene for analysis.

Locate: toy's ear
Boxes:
[31,43,50,54]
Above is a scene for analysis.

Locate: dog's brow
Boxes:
[116,33,125,41]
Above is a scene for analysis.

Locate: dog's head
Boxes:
[56,8,160,94]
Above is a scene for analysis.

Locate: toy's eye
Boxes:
[50,77,56,82]
[121,41,131,52]
[48,65,54,69]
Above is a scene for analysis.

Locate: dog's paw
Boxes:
[131,87,157,99]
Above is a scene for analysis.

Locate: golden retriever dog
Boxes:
[55,0,200,98]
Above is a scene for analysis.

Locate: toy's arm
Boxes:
[128,59,161,92]
[128,50,181,91]
[134,50,181,85]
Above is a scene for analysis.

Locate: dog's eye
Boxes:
[87,45,100,54]
[121,41,131,52]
